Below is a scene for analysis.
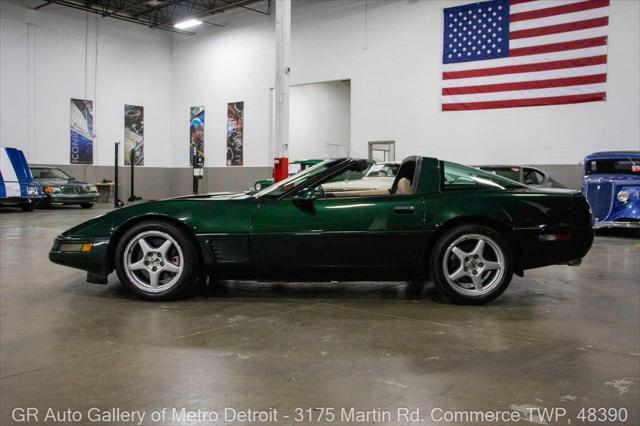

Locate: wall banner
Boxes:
[190,106,205,166]
[124,104,144,165]
[226,101,244,166]
[70,99,94,164]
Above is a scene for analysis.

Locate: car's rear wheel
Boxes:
[115,221,199,300]
[431,224,513,305]
[80,202,94,209]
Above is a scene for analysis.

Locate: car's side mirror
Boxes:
[292,188,316,207]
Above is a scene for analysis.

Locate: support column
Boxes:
[273,0,291,182]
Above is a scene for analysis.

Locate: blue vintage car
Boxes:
[0,146,43,211]
[581,151,640,229]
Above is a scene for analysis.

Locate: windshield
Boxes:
[585,158,640,175]
[443,162,525,190]
[255,159,342,198]
[30,168,71,179]
[366,163,400,178]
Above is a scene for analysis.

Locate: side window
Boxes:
[317,166,394,198]
[523,169,544,185]
[443,161,523,190]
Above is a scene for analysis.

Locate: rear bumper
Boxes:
[515,225,594,270]
[49,236,111,279]
[593,220,640,229]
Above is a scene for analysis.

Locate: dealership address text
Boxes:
[11,406,629,424]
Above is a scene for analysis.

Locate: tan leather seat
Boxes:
[396,177,412,195]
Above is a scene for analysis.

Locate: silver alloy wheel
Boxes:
[123,230,184,293]
[442,233,505,297]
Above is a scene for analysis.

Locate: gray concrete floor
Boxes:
[1,204,639,425]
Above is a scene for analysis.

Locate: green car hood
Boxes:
[61,192,257,239]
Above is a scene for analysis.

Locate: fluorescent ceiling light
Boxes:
[174,19,202,30]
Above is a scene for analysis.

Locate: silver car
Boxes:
[30,167,99,209]
[475,165,565,188]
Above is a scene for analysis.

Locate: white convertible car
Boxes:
[322,162,400,192]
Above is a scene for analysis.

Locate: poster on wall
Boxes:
[124,104,144,165]
[69,99,94,164]
[226,101,244,166]
[190,106,205,166]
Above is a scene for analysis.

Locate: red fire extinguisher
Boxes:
[273,157,289,183]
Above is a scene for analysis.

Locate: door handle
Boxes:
[394,205,415,214]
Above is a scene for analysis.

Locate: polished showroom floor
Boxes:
[1,205,639,425]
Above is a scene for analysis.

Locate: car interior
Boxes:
[319,158,417,198]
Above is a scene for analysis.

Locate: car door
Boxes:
[250,194,426,275]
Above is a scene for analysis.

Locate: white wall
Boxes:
[2,0,638,169]
[289,80,351,160]
[0,0,172,166]
[170,9,274,167]
[171,0,640,166]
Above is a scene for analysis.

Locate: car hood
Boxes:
[169,191,250,201]
[583,174,640,186]
[60,191,256,238]
[34,178,89,186]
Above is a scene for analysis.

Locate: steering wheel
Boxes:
[449,175,465,184]
[523,170,538,185]
[315,185,325,199]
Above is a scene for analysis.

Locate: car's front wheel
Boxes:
[115,221,199,300]
[20,202,35,212]
[431,224,514,305]
[80,202,94,209]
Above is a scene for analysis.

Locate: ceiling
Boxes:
[33,0,270,34]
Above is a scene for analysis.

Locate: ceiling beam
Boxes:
[218,0,270,16]
[131,0,185,18]
[46,0,196,34]
[33,1,53,10]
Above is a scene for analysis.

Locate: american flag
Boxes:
[442,0,609,111]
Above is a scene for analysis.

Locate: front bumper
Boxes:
[0,195,43,205]
[49,236,111,281]
[47,193,100,204]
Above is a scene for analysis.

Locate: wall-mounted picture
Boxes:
[226,101,244,166]
[124,104,144,165]
[69,98,93,164]
[190,105,205,166]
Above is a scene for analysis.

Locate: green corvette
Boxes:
[50,157,594,305]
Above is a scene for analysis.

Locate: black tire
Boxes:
[430,224,514,305]
[80,202,94,209]
[115,221,199,301]
[20,203,35,212]
[37,199,52,209]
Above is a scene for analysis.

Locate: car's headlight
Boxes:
[254,183,262,190]
[617,190,629,203]
[88,184,98,192]
[27,186,38,196]
[43,186,61,194]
